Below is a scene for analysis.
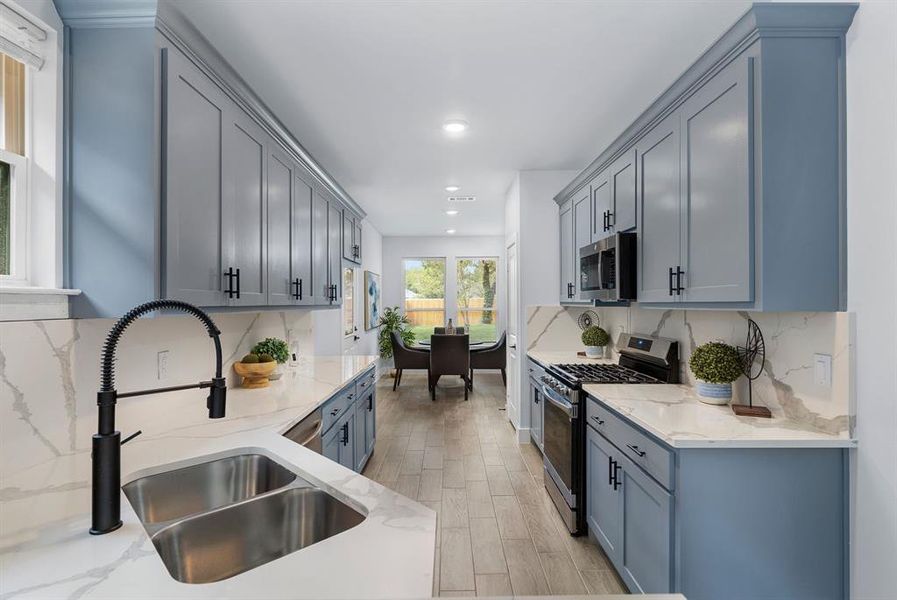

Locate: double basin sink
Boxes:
[123,452,365,584]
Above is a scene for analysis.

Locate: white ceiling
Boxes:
[173,0,750,236]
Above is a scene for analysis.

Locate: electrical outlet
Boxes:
[814,353,832,387]
[157,350,170,380]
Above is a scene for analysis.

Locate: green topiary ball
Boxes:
[581,326,610,347]
[257,353,275,364]
[689,342,743,384]
[241,353,260,364]
[251,338,290,364]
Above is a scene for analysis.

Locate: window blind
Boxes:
[0,3,46,70]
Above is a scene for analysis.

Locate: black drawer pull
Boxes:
[330,408,340,416]
[607,456,615,486]
[668,267,675,296]
[626,443,646,457]
[591,416,605,425]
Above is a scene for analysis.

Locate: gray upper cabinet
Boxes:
[64,17,368,317]
[311,190,330,304]
[266,148,295,306]
[223,112,268,306]
[162,47,227,307]
[553,4,856,311]
[679,57,752,303]
[559,201,574,302]
[570,190,592,303]
[637,114,681,303]
[291,171,314,305]
[590,170,611,242]
[610,148,637,233]
[328,202,344,305]
[342,212,363,264]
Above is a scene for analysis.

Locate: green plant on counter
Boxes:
[241,353,259,364]
[251,338,289,364]
[581,325,610,347]
[689,342,743,383]
[378,306,415,359]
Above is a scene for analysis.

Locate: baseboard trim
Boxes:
[516,427,531,443]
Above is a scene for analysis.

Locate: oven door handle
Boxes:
[542,388,576,419]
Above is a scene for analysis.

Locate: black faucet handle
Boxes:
[207,377,227,418]
[121,430,143,445]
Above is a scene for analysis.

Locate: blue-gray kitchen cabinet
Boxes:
[558,201,575,303]
[585,394,848,600]
[590,169,611,242]
[609,148,636,234]
[161,45,229,307]
[354,387,376,472]
[554,3,856,311]
[328,201,344,305]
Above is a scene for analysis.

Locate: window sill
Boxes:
[0,286,81,321]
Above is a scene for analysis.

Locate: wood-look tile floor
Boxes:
[362,371,627,598]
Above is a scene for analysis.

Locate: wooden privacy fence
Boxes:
[404,297,495,326]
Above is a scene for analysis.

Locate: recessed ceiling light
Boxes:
[445,185,460,192]
[445,229,456,234]
[442,119,469,134]
[445,209,459,216]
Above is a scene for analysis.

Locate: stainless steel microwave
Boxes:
[579,232,637,302]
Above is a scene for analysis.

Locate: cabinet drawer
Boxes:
[355,367,376,396]
[586,396,673,490]
[527,358,547,381]
[322,385,356,434]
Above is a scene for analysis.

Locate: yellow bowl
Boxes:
[233,361,277,388]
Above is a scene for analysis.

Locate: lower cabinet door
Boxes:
[364,389,376,458]
[354,397,368,472]
[530,382,544,451]
[322,425,341,464]
[586,427,623,560]
[618,452,673,593]
[338,411,356,470]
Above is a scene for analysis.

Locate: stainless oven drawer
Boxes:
[586,395,674,490]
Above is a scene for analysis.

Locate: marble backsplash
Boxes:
[526,305,854,435]
[0,310,318,480]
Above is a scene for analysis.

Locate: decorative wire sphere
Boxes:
[739,319,766,380]
[577,310,599,331]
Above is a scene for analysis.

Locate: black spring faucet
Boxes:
[90,300,227,535]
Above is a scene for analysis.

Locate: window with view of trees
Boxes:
[457,257,498,344]
[403,258,446,342]
[1,53,26,279]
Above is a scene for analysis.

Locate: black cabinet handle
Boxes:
[626,443,646,457]
[292,278,303,300]
[607,210,614,229]
[330,408,340,416]
[675,266,685,295]
[234,267,241,299]
[225,267,236,299]
[368,396,373,411]
[613,461,622,490]
[567,282,574,299]
[608,456,615,486]
[668,267,675,297]
[591,415,604,425]
[341,422,349,445]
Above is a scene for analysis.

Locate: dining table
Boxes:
[411,340,493,351]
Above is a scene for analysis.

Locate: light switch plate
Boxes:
[814,353,832,387]
[157,350,169,380]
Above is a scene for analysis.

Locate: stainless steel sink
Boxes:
[123,454,297,524]
[152,487,365,583]
[123,452,366,583]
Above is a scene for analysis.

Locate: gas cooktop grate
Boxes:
[553,363,663,384]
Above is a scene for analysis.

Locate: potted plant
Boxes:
[581,325,610,358]
[233,352,277,388]
[378,306,415,376]
[689,341,743,404]
[251,337,290,380]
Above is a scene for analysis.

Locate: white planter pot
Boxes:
[696,381,732,405]
[585,346,605,358]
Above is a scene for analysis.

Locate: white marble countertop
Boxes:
[0,355,437,599]
[528,350,855,449]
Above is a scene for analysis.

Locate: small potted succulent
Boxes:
[581,325,610,358]
[233,352,277,388]
[689,341,743,404]
[251,337,290,380]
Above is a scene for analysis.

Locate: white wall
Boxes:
[505,170,579,431]
[845,1,897,597]
[346,220,384,357]
[381,235,506,334]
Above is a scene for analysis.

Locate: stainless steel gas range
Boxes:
[539,333,679,535]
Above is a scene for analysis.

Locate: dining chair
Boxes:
[429,334,470,401]
[469,331,507,389]
[434,326,466,335]
[390,330,430,391]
